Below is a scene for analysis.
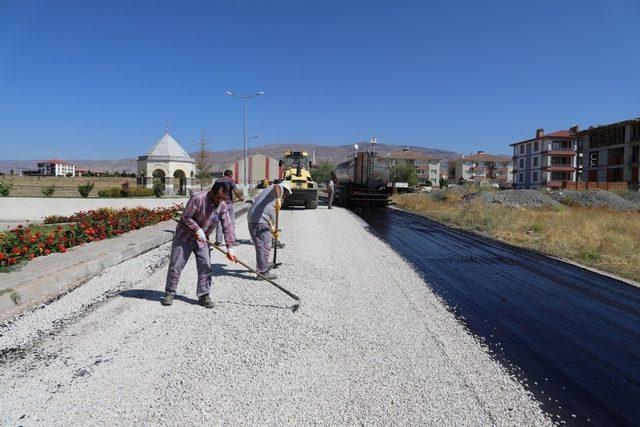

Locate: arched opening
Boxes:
[152,169,166,194]
[173,169,187,196]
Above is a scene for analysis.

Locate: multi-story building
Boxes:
[37,159,76,176]
[448,151,513,188]
[386,151,441,186]
[511,128,578,189]
[578,118,640,189]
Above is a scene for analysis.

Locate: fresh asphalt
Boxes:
[356,207,640,426]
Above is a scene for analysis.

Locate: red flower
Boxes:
[28,253,35,260]
[58,244,66,253]
[0,253,5,261]
[12,247,21,255]
[21,247,28,254]
[44,249,51,255]
[8,257,16,264]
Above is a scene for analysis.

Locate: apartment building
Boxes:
[448,151,513,188]
[386,151,441,186]
[37,159,76,176]
[511,128,578,189]
[578,118,640,189]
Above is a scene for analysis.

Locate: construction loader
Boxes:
[279,151,319,209]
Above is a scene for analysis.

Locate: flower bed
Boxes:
[0,205,181,272]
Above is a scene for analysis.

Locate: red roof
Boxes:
[39,159,72,165]
[510,129,576,146]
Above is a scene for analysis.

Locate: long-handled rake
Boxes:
[172,217,300,312]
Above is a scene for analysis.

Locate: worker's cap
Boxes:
[278,180,292,194]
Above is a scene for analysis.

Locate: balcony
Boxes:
[545,165,576,172]
[543,150,576,156]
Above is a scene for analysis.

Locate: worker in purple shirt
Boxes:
[214,169,244,246]
[161,181,237,309]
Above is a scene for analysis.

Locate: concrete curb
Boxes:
[0,202,251,325]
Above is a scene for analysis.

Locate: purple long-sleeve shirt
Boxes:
[175,190,235,249]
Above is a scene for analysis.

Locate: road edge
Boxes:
[389,205,640,290]
[0,202,251,325]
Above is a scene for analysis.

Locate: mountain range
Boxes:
[0,143,462,174]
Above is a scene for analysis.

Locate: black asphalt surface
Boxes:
[356,207,640,426]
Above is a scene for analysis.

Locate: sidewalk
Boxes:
[0,202,250,324]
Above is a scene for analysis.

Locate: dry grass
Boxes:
[394,193,640,283]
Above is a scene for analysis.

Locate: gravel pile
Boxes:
[472,189,561,209]
[0,209,550,425]
[550,190,640,211]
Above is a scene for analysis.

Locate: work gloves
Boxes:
[270,226,281,241]
[226,248,237,263]
[195,228,206,242]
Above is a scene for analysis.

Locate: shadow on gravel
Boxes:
[209,263,256,280]
[233,238,253,245]
[120,289,199,305]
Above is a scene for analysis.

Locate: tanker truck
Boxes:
[334,150,392,207]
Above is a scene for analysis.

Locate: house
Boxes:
[511,128,578,189]
[37,159,76,176]
[578,118,640,190]
[386,151,441,186]
[448,152,513,188]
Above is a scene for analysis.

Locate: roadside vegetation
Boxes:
[394,187,640,282]
[0,205,181,272]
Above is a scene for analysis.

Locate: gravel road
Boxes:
[0,206,550,425]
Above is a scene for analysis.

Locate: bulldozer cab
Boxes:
[282,151,310,177]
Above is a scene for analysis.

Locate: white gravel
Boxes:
[0,207,551,425]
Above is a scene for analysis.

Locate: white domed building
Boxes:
[137,131,195,196]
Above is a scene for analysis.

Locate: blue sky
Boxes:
[1,0,638,160]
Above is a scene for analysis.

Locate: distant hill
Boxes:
[191,143,461,170]
[0,143,461,174]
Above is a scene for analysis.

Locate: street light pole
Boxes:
[248,134,260,190]
[225,90,264,194]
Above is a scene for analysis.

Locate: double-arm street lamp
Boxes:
[225,90,264,191]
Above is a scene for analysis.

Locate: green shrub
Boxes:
[120,181,131,197]
[0,181,12,196]
[153,179,164,198]
[77,182,94,198]
[43,215,71,224]
[97,186,155,197]
[439,178,449,188]
[41,186,56,197]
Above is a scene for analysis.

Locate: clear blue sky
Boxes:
[1,0,638,160]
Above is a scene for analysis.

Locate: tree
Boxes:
[310,162,335,184]
[439,178,449,188]
[390,163,418,187]
[195,131,213,190]
[77,182,94,198]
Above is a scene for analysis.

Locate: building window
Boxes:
[589,152,599,167]
[533,157,539,167]
[519,173,524,183]
[520,145,524,154]
[534,141,539,151]
[533,172,538,182]
[519,159,524,168]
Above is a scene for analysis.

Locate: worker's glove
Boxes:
[270,226,281,241]
[275,198,282,212]
[226,248,237,263]
[195,228,206,242]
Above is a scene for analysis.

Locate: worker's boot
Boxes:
[198,294,215,309]
[257,271,277,281]
[160,292,174,306]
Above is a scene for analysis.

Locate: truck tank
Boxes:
[334,151,391,207]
